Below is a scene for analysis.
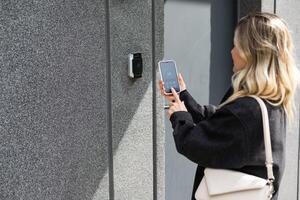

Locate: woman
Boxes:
[159,12,300,200]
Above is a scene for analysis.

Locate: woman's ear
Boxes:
[232,47,247,72]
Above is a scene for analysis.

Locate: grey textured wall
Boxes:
[0,0,164,200]
[108,0,164,200]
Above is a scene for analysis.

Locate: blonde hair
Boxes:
[218,12,300,126]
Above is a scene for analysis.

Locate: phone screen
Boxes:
[159,61,180,94]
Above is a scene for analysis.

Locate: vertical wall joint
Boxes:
[105,0,114,199]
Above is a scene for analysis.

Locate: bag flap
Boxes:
[204,168,268,196]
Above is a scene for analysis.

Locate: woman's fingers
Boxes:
[178,73,186,91]
[178,73,182,81]
[159,80,175,102]
[167,95,176,102]
[178,73,184,81]
[159,80,166,93]
[159,80,163,89]
[171,87,181,103]
[178,73,182,83]
[159,80,165,95]
[159,80,180,104]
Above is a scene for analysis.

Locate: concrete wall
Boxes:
[0,1,165,200]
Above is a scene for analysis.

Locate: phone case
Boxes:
[158,59,180,95]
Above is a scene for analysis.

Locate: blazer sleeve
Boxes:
[179,89,217,123]
[169,108,249,169]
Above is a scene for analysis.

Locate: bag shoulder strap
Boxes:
[247,95,275,182]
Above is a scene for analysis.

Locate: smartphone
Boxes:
[158,60,180,95]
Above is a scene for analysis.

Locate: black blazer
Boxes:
[169,85,286,200]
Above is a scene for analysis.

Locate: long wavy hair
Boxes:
[217,12,300,125]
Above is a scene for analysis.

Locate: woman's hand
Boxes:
[159,73,187,102]
[167,87,187,119]
[178,73,187,91]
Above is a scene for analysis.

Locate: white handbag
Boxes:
[195,95,275,200]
